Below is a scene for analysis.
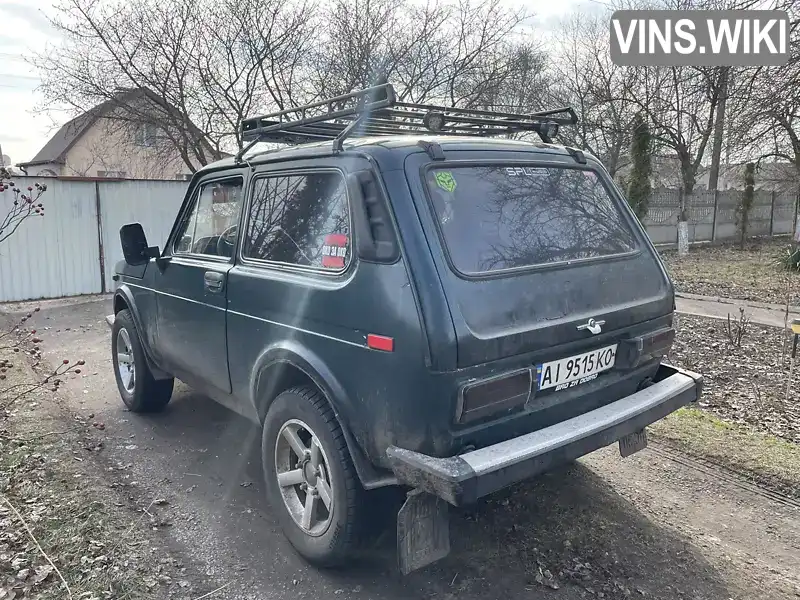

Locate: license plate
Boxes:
[536,344,617,392]
[619,429,648,457]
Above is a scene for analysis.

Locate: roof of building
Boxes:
[19,88,206,168]
[19,111,98,167]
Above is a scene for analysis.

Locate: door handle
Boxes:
[204,271,225,293]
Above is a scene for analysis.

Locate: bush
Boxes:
[626,113,652,220]
[776,244,800,272]
[0,167,47,245]
[737,163,755,248]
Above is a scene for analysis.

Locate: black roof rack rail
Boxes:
[235,83,578,162]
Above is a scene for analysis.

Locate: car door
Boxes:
[225,163,366,406]
[155,172,246,393]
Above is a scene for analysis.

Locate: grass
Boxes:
[660,239,800,306]
[0,347,165,600]
[651,406,800,498]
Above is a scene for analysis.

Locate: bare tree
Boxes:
[470,41,550,115]
[195,0,318,149]
[309,0,528,107]
[0,169,46,245]
[35,0,317,170]
[549,12,639,177]
[740,27,800,175]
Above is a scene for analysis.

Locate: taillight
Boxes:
[456,370,532,424]
[617,328,675,370]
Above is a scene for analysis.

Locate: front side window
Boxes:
[243,172,351,271]
[424,165,637,275]
[174,178,243,258]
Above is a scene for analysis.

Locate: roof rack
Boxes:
[236,83,578,162]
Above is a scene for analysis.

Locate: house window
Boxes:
[135,123,159,147]
[97,170,127,178]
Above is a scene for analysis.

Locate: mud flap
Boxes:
[397,489,450,574]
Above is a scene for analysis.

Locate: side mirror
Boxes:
[120,223,160,266]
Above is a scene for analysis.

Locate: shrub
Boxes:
[776,244,800,272]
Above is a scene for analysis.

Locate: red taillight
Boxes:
[457,370,532,423]
[367,334,394,352]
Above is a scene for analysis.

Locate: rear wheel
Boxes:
[111,309,174,412]
[262,385,364,566]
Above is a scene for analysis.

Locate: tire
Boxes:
[262,385,363,567]
[111,309,174,412]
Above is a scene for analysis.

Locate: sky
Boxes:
[0,0,65,166]
[0,0,598,167]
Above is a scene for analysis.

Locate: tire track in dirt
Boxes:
[649,440,800,510]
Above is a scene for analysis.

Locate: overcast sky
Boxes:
[0,0,599,166]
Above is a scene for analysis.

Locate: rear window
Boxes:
[424,165,637,275]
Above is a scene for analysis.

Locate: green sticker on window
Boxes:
[434,171,457,193]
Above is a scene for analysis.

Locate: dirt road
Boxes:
[7,295,800,600]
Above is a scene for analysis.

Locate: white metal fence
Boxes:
[0,177,187,302]
[1,177,798,303]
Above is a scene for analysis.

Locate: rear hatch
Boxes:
[404,149,673,373]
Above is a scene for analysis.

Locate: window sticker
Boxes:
[434,171,457,193]
[504,166,548,177]
[321,233,348,269]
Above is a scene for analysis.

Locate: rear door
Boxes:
[403,150,673,371]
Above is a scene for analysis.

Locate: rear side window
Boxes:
[242,172,351,271]
[424,166,637,275]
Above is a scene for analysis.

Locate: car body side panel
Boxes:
[226,260,438,463]
[114,261,160,360]
[224,156,439,464]
[376,169,457,372]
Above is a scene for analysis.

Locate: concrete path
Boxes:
[675,292,800,328]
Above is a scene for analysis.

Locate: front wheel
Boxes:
[262,385,364,566]
[111,309,174,412]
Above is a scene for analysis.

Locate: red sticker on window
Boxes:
[321,234,348,269]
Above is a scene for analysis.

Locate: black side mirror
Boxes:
[120,223,160,266]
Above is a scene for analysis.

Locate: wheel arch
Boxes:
[250,341,397,490]
[113,291,130,315]
[112,285,171,380]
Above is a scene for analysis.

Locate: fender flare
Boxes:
[250,340,397,489]
[112,285,171,380]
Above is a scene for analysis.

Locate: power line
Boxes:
[0,73,40,81]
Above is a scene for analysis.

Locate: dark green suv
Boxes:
[107,84,702,573]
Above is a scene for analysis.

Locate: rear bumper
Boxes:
[386,364,702,506]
